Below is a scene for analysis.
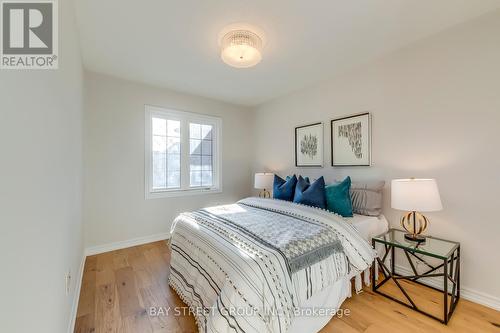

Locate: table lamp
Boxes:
[391,178,443,242]
[254,173,274,198]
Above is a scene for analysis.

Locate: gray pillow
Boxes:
[337,180,385,216]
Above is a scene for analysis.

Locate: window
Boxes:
[145,105,221,199]
[189,123,214,187]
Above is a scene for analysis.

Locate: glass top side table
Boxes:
[372,228,460,324]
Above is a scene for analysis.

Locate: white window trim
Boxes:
[145,105,222,199]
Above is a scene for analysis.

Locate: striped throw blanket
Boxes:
[169,198,376,333]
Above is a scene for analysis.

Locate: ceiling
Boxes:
[74,0,500,106]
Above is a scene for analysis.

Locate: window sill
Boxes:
[145,187,222,200]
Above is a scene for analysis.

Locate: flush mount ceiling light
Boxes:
[219,25,264,68]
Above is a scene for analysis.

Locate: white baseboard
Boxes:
[84,232,171,256]
[67,254,86,333]
[395,265,500,311]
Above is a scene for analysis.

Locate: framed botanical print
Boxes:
[331,113,371,166]
[295,122,323,167]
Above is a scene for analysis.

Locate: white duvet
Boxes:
[168,198,376,333]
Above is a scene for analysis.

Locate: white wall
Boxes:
[253,10,500,302]
[0,0,84,332]
[83,72,254,248]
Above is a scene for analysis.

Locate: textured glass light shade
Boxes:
[221,30,262,68]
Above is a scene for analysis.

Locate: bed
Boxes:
[168,197,388,333]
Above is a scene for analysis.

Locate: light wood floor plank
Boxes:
[95,283,121,333]
[115,267,143,318]
[74,241,500,333]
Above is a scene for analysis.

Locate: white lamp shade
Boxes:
[254,173,274,190]
[391,179,443,212]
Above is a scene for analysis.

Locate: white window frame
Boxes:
[145,105,222,199]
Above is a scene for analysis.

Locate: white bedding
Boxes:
[169,198,377,333]
[288,277,350,333]
[346,214,389,242]
[288,214,388,333]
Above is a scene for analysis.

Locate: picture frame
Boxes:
[331,113,371,166]
[295,122,323,167]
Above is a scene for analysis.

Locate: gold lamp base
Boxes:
[401,211,429,243]
[259,189,271,198]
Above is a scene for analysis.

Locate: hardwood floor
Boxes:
[74,241,500,333]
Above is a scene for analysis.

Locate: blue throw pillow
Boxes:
[273,174,297,201]
[325,176,353,217]
[293,176,326,209]
[293,176,309,202]
[287,175,309,183]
